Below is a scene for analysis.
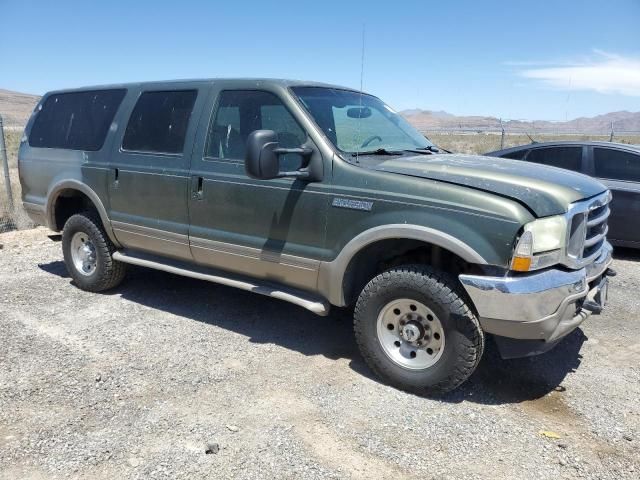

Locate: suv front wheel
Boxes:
[62,212,126,292]
[354,265,484,395]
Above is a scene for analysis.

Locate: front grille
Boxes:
[566,191,611,268]
[584,204,609,258]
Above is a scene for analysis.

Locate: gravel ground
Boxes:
[1,228,639,480]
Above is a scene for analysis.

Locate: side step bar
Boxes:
[112,250,330,316]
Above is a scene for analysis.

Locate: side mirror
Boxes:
[244,130,313,180]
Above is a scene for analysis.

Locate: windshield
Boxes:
[291,87,434,154]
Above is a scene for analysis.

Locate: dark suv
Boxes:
[487,141,640,248]
[19,79,614,394]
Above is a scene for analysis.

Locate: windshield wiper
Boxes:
[425,145,451,153]
[409,145,443,153]
[351,148,403,156]
[402,148,434,155]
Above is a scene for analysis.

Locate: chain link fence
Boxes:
[421,127,640,155]
[1,116,34,233]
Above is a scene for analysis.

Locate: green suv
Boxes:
[19,79,614,394]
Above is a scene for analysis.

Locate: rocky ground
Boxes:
[1,228,639,479]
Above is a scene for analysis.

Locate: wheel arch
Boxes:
[46,180,120,247]
[319,224,489,307]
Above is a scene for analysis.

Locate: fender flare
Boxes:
[319,224,489,306]
[46,179,120,247]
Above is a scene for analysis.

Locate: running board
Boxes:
[112,250,330,316]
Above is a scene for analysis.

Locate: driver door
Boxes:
[188,87,331,291]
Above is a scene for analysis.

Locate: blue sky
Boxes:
[1,0,639,120]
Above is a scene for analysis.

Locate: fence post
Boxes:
[500,118,505,149]
[0,114,14,211]
[609,121,614,142]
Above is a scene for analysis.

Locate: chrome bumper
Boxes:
[459,242,613,342]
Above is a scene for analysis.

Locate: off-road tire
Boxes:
[62,211,126,292]
[354,265,484,395]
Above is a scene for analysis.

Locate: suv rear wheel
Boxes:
[354,265,484,395]
[62,212,126,292]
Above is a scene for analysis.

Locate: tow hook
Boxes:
[605,268,617,277]
[582,300,603,314]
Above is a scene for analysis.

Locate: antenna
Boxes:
[525,131,536,144]
[354,23,365,162]
[565,76,572,122]
[360,23,365,92]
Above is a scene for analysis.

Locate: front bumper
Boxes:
[459,242,613,349]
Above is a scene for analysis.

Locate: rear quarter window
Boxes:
[29,89,126,151]
[594,148,640,182]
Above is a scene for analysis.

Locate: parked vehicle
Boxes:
[487,141,640,248]
[19,80,614,394]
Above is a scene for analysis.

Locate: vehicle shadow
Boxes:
[39,261,587,405]
[39,259,71,278]
[613,246,640,261]
[437,331,586,405]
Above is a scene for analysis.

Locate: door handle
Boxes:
[112,168,119,188]
[192,176,204,200]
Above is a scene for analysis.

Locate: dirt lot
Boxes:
[1,228,639,480]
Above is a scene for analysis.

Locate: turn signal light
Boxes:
[511,256,532,272]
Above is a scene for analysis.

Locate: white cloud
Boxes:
[519,52,640,96]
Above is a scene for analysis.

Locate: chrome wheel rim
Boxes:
[70,232,97,276]
[376,298,445,370]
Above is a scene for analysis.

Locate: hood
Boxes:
[375,153,607,217]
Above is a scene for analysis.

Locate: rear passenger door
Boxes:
[107,85,207,260]
[590,147,640,246]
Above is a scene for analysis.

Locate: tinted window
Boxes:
[594,148,640,182]
[502,149,528,160]
[526,147,582,172]
[122,90,197,154]
[29,89,126,151]
[206,90,306,169]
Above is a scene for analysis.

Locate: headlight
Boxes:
[511,215,567,272]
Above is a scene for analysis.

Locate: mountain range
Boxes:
[0,89,40,127]
[400,109,640,134]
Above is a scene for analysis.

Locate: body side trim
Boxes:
[112,220,189,244]
[189,236,320,271]
[23,201,45,213]
[22,201,47,225]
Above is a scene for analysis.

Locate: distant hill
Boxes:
[0,89,40,127]
[401,109,640,134]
